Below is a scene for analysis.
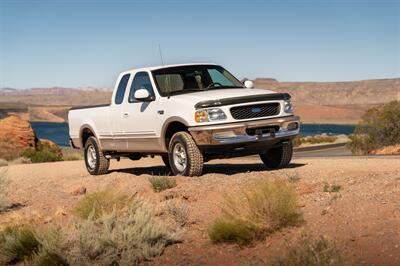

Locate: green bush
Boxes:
[267,234,350,266]
[70,198,180,265]
[148,176,177,192]
[348,101,400,154]
[0,225,40,264]
[21,140,63,163]
[209,179,302,245]
[74,191,132,220]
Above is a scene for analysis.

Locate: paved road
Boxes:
[294,143,352,157]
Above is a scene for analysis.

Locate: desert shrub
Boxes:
[28,227,68,266]
[0,225,40,264]
[70,198,180,265]
[148,176,177,192]
[166,199,189,227]
[267,234,350,266]
[74,191,132,220]
[0,225,67,265]
[209,179,302,245]
[348,101,400,154]
[21,139,63,163]
[0,159,8,167]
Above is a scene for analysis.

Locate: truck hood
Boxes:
[169,88,277,103]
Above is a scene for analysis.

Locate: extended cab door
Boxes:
[106,73,131,151]
[121,71,163,152]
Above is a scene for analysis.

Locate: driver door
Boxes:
[121,71,161,151]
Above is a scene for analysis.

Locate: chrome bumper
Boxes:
[189,116,300,146]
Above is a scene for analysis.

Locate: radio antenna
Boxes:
[158,44,164,65]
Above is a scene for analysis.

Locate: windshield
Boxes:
[151,65,244,96]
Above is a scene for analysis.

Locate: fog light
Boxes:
[213,131,237,139]
[287,122,298,131]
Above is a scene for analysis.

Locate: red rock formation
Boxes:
[0,115,36,150]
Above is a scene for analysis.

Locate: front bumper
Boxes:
[189,115,300,147]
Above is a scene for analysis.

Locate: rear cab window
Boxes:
[114,73,130,104]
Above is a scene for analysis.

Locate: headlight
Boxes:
[284,100,293,113]
[195,108,227,123]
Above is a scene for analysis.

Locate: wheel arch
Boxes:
[161,117,190,151]
[79,124,100,149]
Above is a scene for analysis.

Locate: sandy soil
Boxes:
[1,156,399,265]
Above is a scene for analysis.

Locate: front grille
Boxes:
[230,103,280,120]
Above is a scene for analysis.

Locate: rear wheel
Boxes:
[260,141,293,169]
[168,132,203,176]
[84,137,110,175]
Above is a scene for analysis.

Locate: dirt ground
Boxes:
[1,156,399,266]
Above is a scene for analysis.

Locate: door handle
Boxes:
[122,113,129,118]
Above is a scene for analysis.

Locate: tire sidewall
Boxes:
[168,134,191,176]
[84,137,100,175]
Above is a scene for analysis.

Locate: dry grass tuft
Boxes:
[267,234,351,266]
[73,191,133,220]
[209,179,302,245]
[148,176,177,192]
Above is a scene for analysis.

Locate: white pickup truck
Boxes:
[68,63,300,176]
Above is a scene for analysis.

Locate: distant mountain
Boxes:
[0,78,399,123]
[253,77,400,124]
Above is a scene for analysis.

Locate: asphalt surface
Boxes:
[293,143,352,157]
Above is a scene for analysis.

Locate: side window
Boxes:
[115,74,130,104]
[128,72,155,102]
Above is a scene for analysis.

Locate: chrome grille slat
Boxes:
[230,103,280,120]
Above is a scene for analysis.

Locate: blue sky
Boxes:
[0,0,399,88]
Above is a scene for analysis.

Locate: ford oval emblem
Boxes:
[251,107,262,113]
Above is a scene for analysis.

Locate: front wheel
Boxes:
[84,137,110,175]
[168,132,203,176]
[260,141,293,169]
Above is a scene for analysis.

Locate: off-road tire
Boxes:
[168,132,203,176]
[84,136,110,175]
[260,141,293,169]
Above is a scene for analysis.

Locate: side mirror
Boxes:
[134,88,151,101]
[244,80,254,88]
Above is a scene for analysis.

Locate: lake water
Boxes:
[31,122,356,147]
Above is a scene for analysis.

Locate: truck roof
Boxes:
[121,63,218,74]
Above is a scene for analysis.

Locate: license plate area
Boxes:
[246,125,280,136]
